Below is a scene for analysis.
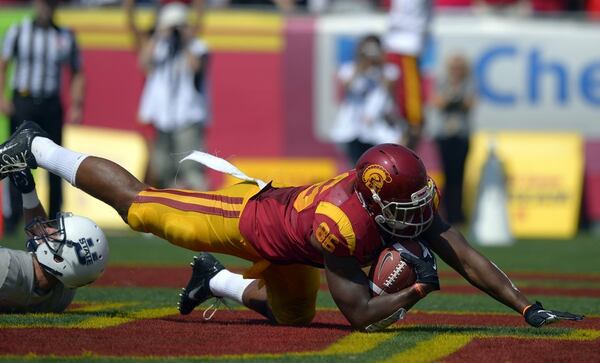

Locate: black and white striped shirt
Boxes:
[1,18,82,97]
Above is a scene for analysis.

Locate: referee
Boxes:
[0,0,85,234]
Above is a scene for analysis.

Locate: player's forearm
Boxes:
[323,250,426,330]
[24,203,47,223]
[138,39,156,72]
[462,251,530,313]
[186,51,203,73]
[190,0,205,34]
[443,229,530,313]
[22,191,47,222]
[346,286,425,330]
[123,0,137,32]
[124,0,146,52]
[326,267,422,329]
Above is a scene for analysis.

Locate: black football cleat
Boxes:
[0,120,48,179]
[178,252,225,315]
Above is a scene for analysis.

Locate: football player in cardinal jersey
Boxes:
[0,121,582,329]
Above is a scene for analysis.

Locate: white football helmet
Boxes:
[26,212,109,288]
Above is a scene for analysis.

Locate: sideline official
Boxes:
[0,0,85,233]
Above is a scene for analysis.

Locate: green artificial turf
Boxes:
[1,230,599,362]
[3,229,599,272]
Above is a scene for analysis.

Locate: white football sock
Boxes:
[209,269,254,305]
[31,137,88,186]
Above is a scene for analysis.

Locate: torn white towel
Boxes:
[180,151,268,190]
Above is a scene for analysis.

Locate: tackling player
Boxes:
[0,169,108,313]
[0,121,583,329]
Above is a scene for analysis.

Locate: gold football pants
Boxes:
[126,182,320,325]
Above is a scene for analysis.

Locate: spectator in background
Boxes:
[126,1,210,189]
[329,34,403,166]
[0,0,84,234]
[432,53,476,227]
[157,0,207,34]
[383,0,433,151]
[125,0,207,51]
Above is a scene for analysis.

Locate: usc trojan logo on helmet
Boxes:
[361,164,392,193]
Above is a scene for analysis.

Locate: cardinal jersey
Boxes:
[239,171,384,267]
[127,171,385,325]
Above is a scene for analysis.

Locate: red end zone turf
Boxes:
[0,311,350,356]
[444,337,600,363]
[1,310,598,358]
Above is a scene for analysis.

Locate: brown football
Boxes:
[369,240,422,296]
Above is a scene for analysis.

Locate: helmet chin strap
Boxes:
[371,191,388,216]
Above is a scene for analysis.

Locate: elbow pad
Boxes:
[364,307,406,332]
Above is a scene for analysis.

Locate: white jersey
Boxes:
[138,37,210,132]
[329,62,404,145]
[384,0,433,56]
[0,248,75,313]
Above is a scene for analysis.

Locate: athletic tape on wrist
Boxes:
[22,191,41,210]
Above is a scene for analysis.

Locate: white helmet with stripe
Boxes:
[26,212,109,288]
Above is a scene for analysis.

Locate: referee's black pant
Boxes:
[6,92,63,232]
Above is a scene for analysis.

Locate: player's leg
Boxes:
[122,180,266,315]
[178,252,269,318]
[126,181,260,255]
[179,249,320,324]
[257,263,320,325]
[0,121,146,221]
[195,258,320,325]
[75,156,147,219]
[212,274,274,321]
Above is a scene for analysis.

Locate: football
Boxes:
[369,240,423,296]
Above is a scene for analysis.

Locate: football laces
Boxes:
[384,261,407,289]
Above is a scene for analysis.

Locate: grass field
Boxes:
[1,228,599,362]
